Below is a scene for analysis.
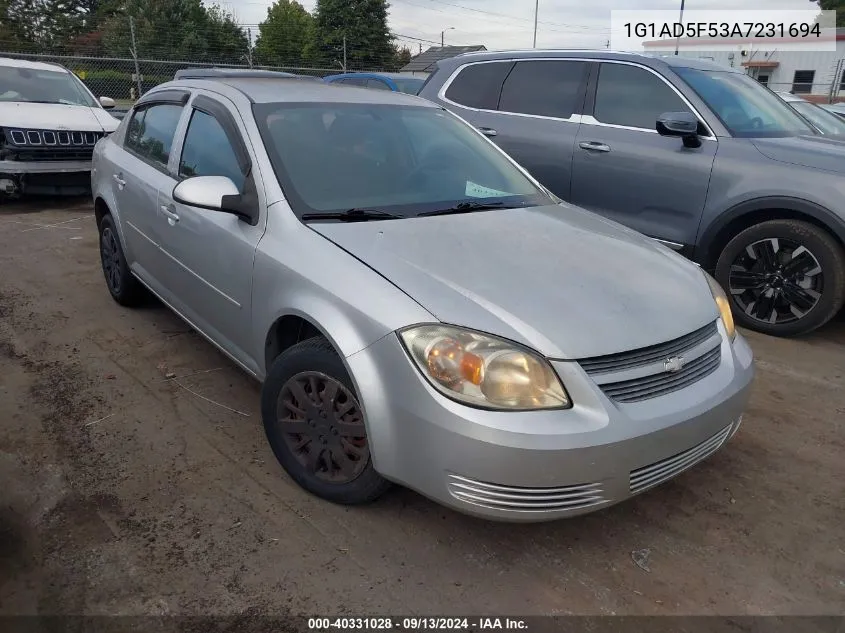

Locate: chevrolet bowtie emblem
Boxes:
[664,356,686,373]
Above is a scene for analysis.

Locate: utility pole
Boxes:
[128,16,142,98]
[533,0,539,48]
[246,28,253,68]
[342,35,347,71]
[674,0,686,56]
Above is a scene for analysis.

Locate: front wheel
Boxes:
[261,337,391,505]
[715,219,845,336]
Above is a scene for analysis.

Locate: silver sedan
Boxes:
[91,78,754,521]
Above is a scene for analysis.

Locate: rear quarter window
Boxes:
[444,61,514,110]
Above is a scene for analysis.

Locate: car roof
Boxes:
[434,49,738,74]
[0,56,68,73]
[160,78,436,106]
[324,72,422,81]
[174,67,319,80]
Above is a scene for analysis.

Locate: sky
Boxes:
[212,0,822,53]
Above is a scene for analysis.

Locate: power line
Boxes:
[391,0,609,34]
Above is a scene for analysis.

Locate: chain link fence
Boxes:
[0,50,346,103]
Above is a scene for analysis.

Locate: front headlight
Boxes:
[399,325,570,410]
[704,272,736,341]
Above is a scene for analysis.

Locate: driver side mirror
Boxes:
[172,176,257,224]
[657,111,702,148]
[99,96,116,109]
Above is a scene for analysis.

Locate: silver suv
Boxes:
[419,50,845,337]
[91,77,753,521]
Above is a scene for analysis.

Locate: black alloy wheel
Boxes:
[715,219,845,336]
[727,237,822,325]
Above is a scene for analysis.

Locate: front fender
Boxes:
[695,195,845,265]
[251,207,436,379]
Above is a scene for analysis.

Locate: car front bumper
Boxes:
[346,321,754,522]
[0,159,92,174]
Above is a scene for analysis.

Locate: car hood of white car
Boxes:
[311,204,719,360]
[0,102,119,132]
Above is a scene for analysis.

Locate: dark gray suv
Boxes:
[419,50,845,337]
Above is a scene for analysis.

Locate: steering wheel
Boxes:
[749,116,764,130]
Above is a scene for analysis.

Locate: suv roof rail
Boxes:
[173,67,321,81]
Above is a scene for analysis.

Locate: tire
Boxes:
[261,337,391,505]
[715,219,845,336]
[98,214,145,307]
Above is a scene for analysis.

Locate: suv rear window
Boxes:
[498,60,588,119]
[444,61,514,110]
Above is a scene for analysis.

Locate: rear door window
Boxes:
[444,61,513,110]
[498,60,588,119]
[125,103,183,167]
[593,63,690,130]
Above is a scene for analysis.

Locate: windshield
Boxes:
[254,103,552,219]
[789,100,845,136]
[674,67,816,138]
[0,65,98,107]
[393,77,424,95]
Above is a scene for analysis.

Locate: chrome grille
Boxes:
[579,321,718,374]
[600,346,722,403]
[447,474,606,512]
[630,424,732,494]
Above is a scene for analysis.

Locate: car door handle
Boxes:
[113,174,126,189]
[579,141,611,153]
[478,127,498,137]
[161,205,180,224]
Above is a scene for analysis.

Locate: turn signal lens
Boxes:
[705,272,736,341]
[399,325,570,410]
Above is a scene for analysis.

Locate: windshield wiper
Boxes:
[417,201,508,217]
[301,209,402,222]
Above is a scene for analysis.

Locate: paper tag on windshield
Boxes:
[465,181,511,198]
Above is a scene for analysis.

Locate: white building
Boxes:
[643,27,845,102]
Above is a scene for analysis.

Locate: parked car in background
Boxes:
[774,91,845,136]
[323,72,425,95]
[91,77,753,522]
[419,50,845,337]
[0,56,119,197]
[820,101,845,121]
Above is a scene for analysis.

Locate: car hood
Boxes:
[0,102,119,132]
[751,134,845,174]
[311,205,718,359]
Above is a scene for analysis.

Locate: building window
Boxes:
[757,74,770,86]
[792,70,815,94]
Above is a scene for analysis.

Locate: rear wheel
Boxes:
[98,214,145,306]
[715,219,845,336]
[261,337,391,505]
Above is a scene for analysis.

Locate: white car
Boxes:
[0,57,120,197]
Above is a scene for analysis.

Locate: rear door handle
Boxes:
[579,141,611,153]
[478,127,498,138]
[161,205,180,225]
[113,173,126,189]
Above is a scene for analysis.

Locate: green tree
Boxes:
[99,0,249,62]
[816,0,845,27]
[392,44,412,70]
[313,0,394,70]
[254,0,314,66]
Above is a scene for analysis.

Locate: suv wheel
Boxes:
[99,214,146,306]
[715,219,845,336]
[261,337,391,505]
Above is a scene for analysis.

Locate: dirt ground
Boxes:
[0,199,843,617]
